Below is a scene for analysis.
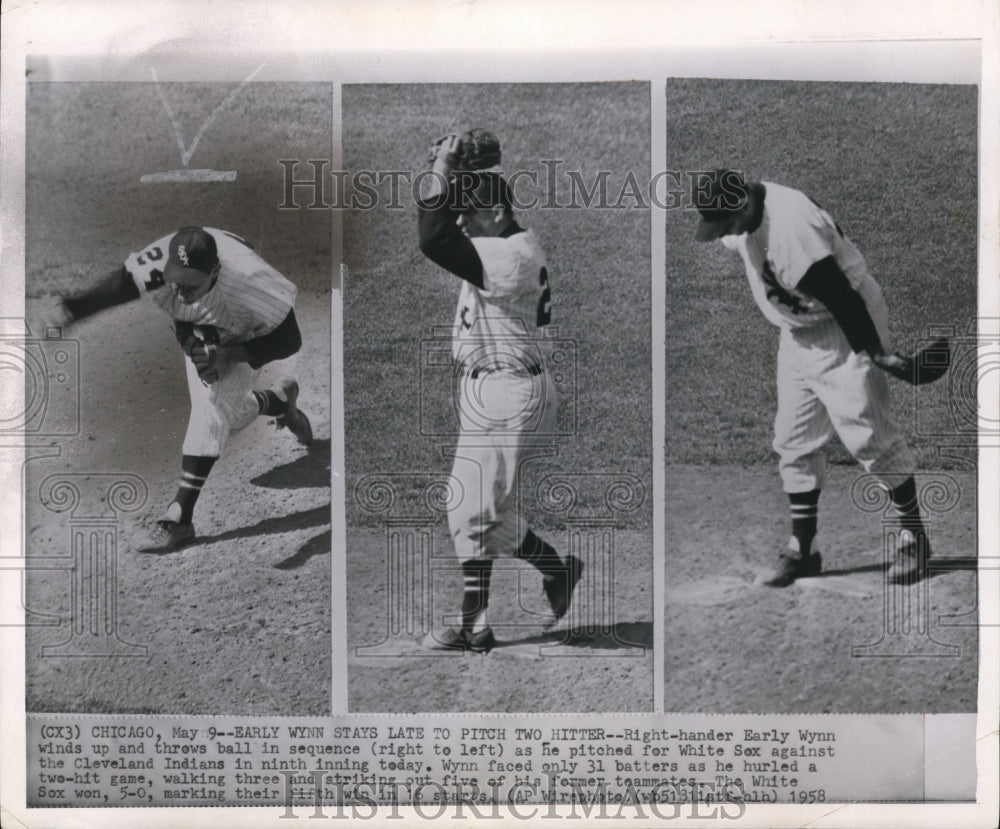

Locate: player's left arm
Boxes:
[216,309,303,369]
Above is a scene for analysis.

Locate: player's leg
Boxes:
[255,379,313,445]
[494,371,583,622]
[459,558,494,632]
[429,497,496,649]
[421,437,499,652]
[762,331,833,586]
[880,475,931,584]
[135,359,233,551]
[514,528,583,626]
[788,489,821,558]
[164,456,217,526]
[815,345,929,582]
[473,460,581,626]
[136,361,257,553]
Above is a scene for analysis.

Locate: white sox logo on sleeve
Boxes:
[762,260,810,314]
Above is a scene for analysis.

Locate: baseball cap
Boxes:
[460,128,502,170]
[693,170,749,242]
[164,227,219,285]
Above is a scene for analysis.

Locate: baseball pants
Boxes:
[448,369,557,561]
[773,319,917,493]
[182,356,261,456]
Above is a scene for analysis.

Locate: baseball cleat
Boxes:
[886,530,932,585]
[756,548,822,587]
[275,379,313,445]
[135,518,195,553]
[421,627,496,653]
[542,555,584,626]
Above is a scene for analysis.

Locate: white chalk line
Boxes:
[150,63,265,167]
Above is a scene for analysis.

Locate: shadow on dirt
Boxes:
[494,620,652,652]
[185,503,331,548]
[819,562,886,577]
[273,528,331,570]
[822,556,977,581]
[251,439,331,490]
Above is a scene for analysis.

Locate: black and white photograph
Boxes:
[342,83,654,712]
[0,1,996,827]
[20,77,333,714]
[664,78,980,713]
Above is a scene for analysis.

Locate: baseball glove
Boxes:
[176,321,199,355]
[190,341,225,384]
[427,128,501,171]
[874,337,951,386]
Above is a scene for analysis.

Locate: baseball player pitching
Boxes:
[695,170,937,586]
[35,226,313,553]
[416,130,583,652]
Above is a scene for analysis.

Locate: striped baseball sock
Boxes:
[515,529,563,579]
[254,390,288,417]
[788,489,820,556]
[460,559,493,632]
[888,477,925,536]
[171,455,218,524]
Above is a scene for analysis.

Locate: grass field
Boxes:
[342,83,654,711]
[664,79,979,713]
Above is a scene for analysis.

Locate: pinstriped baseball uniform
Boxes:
[124,228,297,456]
[721,182,916,493]
[449,230,557,560]
[452,232,552,362]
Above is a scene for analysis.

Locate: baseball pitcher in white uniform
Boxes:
[416,132,583,652]
[695,170,931,586]
[39,227,314,553]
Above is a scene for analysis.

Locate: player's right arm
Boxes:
[29,263,141,335]
[417,189,485,288]
[55,234,173,325]
[797,258,884,356]
[417,134,486,288]
[61,265,141,322]
[775,192,888,360]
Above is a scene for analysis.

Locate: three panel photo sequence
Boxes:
[22,78,978,719]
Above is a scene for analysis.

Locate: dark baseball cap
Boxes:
[694,170,749,242]
[164,227,219,285]
[460,128,502,169]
